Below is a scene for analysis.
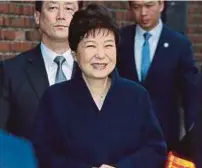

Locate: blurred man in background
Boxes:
[118,0,199,158]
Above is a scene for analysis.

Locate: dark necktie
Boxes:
[141,32,151,81]
[54,56,67,83]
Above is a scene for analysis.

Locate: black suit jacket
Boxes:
[0,44,49,138]
[193,67,202,167]
[194,111,202,168]
[118,24,199,151]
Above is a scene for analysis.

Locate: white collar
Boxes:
[136,19,163,40]
[40,42,74,68]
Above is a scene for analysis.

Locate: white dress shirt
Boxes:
[40,42,74,86]
[134,19,163,81]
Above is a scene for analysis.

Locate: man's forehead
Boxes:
[43,1,78,6]
[131,0,159,5]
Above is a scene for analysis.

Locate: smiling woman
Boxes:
[69,3,119,109]
[74,29,117,108]
[76,30,116,82]
[31,4,167,168]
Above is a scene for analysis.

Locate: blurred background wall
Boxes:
[0,1,201,68]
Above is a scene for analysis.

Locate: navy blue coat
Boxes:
[31,68,167,168]
[118,24,199,151]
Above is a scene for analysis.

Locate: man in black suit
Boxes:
[118,0,199,155]
[0,1,83,138]
[193,66,202,168]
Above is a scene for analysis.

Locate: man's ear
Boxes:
[159,0,165,13]
[34,11,40,26]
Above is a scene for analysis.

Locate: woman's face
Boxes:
[75,28,117,80]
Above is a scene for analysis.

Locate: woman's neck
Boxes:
[82,74,110,97]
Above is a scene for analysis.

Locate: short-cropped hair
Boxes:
[68,4,119,52]
[35,1,83,12]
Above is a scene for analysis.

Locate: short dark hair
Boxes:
[128,1,132,7]
[35,1,83,12]
[68,4,119,52]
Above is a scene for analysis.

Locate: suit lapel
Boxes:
[25,45,49,99]
[125,25,139,82]
[144,25,169,83]
[70,61,78,79]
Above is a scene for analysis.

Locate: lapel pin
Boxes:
[164,42,169,48]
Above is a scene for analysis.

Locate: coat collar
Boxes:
[144,25,171,83]
[72,63,120,87]
[25,44,49,99]
[71,64,121,112]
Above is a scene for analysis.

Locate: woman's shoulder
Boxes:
[49,80,73,91]
[119,77,146,90]
[117,77,148,96]
[43,80,75,99]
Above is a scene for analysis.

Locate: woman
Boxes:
[31,4,167,168]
